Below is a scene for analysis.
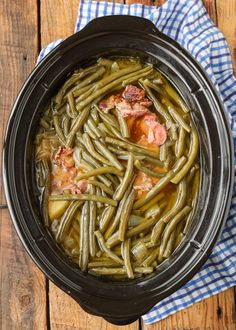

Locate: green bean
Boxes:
[174,220,186,249]
[169,123,179,141]
[88,261,120,268]
[98,58,113,67]
[123,240,134,279]
[163,228,176,259]
[116,109,130,138]
[77,66,106,90]
[160,143,167,162]
[128,215,145,227]
[39,159,50,225]
[105,137,159,160]
[118,190,135,241]
[131,234,151,247]
[67,92,77,117]
[143,78,164,95]
[104,122,123,139]
[88,179,113,195]
[98,123,116,137]
[66,106,90,147]
[175,126,186,158]
[94,230,124,265]
[56,201,82,243]
[89,267,153,275]
[113,153,134,201]
[138,192,165,213]
[39,118,50,129]
[134,160,165,178]
[53,115,66,144]
[143,247,160,267]
[94,105,119,127]
[165,83,190,113]
[84,123,97,139]
[80,157,112,189]
[145,204,162,218]
[122,66,153,86]
[73,67,107,104]
[107,213,161,248]
[134,156,186,209]
[183,170,200,234]
[163,98,191,133]
[89,185,97,257]
[49,193,117,206]
[140,80,173,126]
[83,132,111,165]
[76,65,141,111]
[73,82,95,99]
[94,64,141,90]
[62,116,70,136]
[87,117,104,138]
[151,178,187,245]
[90,107,100,124]
[159,206,191,260]
[131,241,149,263]
[162,179,187,224]
[95,187,103,208]
[82,201,89,270]
[55,65,98,104]
[187,166,198,184]
[93,140,124,171]
[76,167,123,181]
[104,177,135,240]
[171,122,199,184]
[99,206,116,234]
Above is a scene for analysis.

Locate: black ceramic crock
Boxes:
[3,16,234,325]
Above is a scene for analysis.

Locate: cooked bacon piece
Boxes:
[116,100,149,118]
[99,85,152,117]
[67,179,88,195]
[99,95,120,112]
[122,85,145,102]
[52,146,88,195]
[54,146,75,168]
[133,172,153,199]
[144,113,167,146]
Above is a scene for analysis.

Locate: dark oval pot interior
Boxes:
[3,16,234,325]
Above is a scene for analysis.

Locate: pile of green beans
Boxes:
[35,57,200,280]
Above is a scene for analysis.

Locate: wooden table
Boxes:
[0,1,235,329]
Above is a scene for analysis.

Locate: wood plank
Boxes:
[0,209,47,330]
[216,0,236,72]
[40,0,80,49]
[40,1,138,328]
[202,0,217,25]
[0,1,47,329]
[0,0,38,204]
[49,282,139,330]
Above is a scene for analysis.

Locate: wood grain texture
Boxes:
[0,0,38,204]
[0,209,47,330]
[0,1,47,329]
[216,0,236,73]
[40,0,80,48]
[202,0,217,25]
[49,282,138,330]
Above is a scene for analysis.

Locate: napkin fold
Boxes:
[38,0,236,324]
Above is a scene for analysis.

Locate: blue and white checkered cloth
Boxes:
[38,0,236,324]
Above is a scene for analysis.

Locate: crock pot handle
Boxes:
[80,15,159,35]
